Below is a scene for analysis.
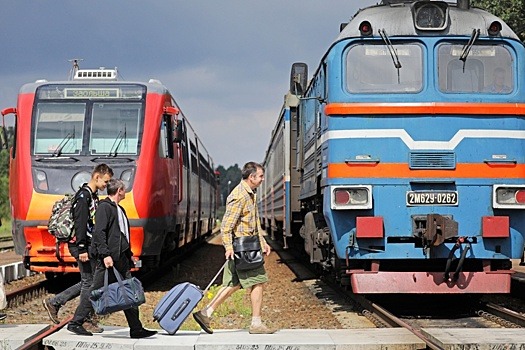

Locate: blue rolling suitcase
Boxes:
[153,261,227,334]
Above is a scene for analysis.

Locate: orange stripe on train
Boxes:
[324,102,525,116]
[327,163,525,179]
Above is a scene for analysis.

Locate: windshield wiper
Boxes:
[459,29,480,70]
[52,127,75,157]
[35,156,79,162]
[107,125,127,157]
[379,28,402,83]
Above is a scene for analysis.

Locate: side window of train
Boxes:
[438,43,514,94]
[158,114,174,158]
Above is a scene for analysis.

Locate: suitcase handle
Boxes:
[203,260,228,294]
[171,298,191,320]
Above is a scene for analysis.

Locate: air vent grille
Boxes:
[409,151,456,169]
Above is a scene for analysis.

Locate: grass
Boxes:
[0,219,11,239]
[180,285,251,331]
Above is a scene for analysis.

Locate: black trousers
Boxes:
[69,257,95,326]
[89,255,143,332]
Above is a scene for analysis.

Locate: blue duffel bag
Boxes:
[90,266,145,315]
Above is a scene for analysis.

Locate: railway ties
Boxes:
[267,236,525,349]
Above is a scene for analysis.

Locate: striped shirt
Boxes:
[221,180,267,252]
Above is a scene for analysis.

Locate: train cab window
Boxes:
[346,43,423,93]
[438,44,514,94]
[33,103,86,155]
[89,103,142,156]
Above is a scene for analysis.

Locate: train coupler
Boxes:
[423,214,458,248]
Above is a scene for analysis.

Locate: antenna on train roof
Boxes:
[67,58,84,80]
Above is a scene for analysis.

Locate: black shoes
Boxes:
[130,328,157,339]
[67,324,93,336]
[0,313,6,321]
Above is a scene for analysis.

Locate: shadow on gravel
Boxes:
[145,239,227,293]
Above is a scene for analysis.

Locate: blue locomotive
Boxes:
[259,0,525,293]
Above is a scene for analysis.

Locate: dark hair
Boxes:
[92,163,114,177]
[107,178,125,196]
[241,162,264,179]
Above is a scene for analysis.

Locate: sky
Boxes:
[0,1,377,168]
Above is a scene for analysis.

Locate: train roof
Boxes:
[16,69,216,165]
[338,1,519,41]
[18,78,170,95]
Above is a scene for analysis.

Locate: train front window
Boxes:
[437,44,514,93]
[33,103,86,155]
[89,102,142,156]
[346,43,423,93]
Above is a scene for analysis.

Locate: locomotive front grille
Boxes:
[409,151,456,169]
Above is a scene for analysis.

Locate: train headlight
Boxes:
[34,170,48,191]
[121,169,134,190]
[412,1,448,31]
[330,185,372,210]
[488,21,502,36]
[493,185,525,208]
[359,21,373,36]
[71,171,91,192]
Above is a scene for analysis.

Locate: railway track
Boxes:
[1,230,220,349]
[267,236,525,350]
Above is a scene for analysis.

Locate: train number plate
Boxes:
[406,191,458,206]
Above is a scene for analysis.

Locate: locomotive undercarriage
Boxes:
[297,209,513,292]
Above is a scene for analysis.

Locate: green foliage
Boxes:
[0,218,11,238]
[0,126,14,223]
[179,285,250,330]
[471,0,525,41]
[216,164,242,206]
[0,176,8,220]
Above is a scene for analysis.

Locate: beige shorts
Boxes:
[222,259,268,289]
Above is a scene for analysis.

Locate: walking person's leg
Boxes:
[67,259,96,336]
[244,266,276,334]
[194,260,240,334]
[115,258,156,339]
[248,283,276,333]
[43,281,81,324]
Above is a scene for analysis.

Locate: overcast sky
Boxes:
[0,1,377,168]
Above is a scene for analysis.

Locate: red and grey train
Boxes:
[1,66,218,276]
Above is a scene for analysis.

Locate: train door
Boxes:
[158,106,178,251]
[186,128,199,245]
[186,133,200,242]
[195,143,203,239]
[208,156,214,233]
[173,114,189,248]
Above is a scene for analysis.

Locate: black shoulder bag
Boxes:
[233,235,264,271]
[232,195,264,271]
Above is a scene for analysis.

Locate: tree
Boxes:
[471,0,525,41]
[216,164,241,206]
[0,127,14,220]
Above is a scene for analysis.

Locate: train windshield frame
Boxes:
[32,84,146,157]
[345,42,423,93]
[437,43,514,94]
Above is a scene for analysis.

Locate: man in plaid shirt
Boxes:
[194,162,276,334]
